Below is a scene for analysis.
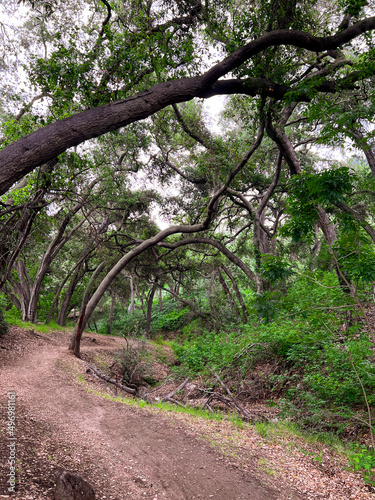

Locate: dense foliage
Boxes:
[1,0,375,461]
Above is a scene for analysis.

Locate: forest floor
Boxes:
[0,326,373,500]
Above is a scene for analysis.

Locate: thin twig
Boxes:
[347,349,375,449]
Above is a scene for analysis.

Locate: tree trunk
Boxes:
[11,261,31,321]
[351,128,375,176]
[209,271,215,314]
[57,263,85,326]
[135,283,147,317]
[221,265,249,322]
[46,279,67,324]
[69,261,106,353]
[145,284,157,337]
[158,287,163,312]
[108,292,115,336]
[72,304,87,358]
[0,21,373,196]
[253,211,269,294]
[69,157,257,341]
[218,269,241,318]
[127,276,135,313]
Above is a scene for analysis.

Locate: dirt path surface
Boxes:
[0,327,295,500]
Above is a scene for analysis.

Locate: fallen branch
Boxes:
[142,375,173,401]
[162,377,189,402]
[85,362,136,395]
[201,392,232,410]
[214,373,252,420]
[163,397,186,408]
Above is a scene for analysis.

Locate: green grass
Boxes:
[253,418,373,468]
[150,336,174,348]
[255,420,345,449]
[4,316,68,333]
[76,372,243,425]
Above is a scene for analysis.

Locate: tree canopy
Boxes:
[2,0,375,351]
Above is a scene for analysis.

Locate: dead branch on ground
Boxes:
[85,362,136,394]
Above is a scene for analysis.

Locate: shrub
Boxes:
[172,329,242,375]
[115,340,154,387]
[0,308,9,337]
[114,309,145,336]
[151,304,190,332]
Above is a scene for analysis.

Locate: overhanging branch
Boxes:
[1,18,375,195]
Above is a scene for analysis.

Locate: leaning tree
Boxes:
[2,0,375,353]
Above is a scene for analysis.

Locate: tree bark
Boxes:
[217,269,242,319]
[108,292,115,336]
[57,262,86,326]
[46,273,71,325]
[69,261,106,353]
[351,128,375,176]
[145,283,157,337]
[68,126,272,353]
[1,20,374,195]
[160,285,206,319]
[157,237,256,282]
[127,276,135,313]
[221,265,249,322]
[11,261,31,321]
[158,287,163,312]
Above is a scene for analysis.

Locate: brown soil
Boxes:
[0,326,296,500]
[0,326,373,500]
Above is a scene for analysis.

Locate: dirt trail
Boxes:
[0,328,291,500]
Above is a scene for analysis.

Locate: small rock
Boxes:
[54,470,96,500]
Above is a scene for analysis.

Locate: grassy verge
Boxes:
[4,316,69,333]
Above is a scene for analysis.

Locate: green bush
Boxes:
[349,445,375,485]
[115,340,155,387]
[172,329,242,375]
[172,272,375,433]
[151,304,190,332]
[113,309,145,337]
[0,308,9,337]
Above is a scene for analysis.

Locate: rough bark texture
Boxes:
[1,19,375,195]
[69,262,106,353]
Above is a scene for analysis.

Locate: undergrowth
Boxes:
[4,315,68,333]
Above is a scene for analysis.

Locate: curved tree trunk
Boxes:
[45,274,70,325]
[69,261,106,355]
[68,126,265,355]
[0,21,373,195]
[57,263,86,326]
